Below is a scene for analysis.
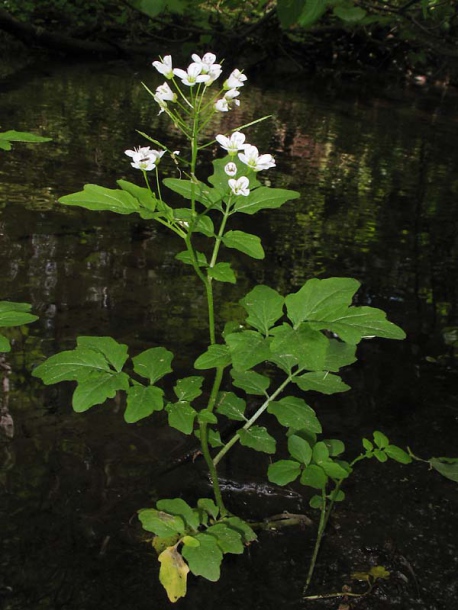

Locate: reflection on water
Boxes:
[1,61,457,609]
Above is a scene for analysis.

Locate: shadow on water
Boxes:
[1,60,457,609]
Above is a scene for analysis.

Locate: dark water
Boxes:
[1,60,457,610]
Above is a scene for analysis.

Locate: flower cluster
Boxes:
[125,146,165,171]
[216,131,276,196]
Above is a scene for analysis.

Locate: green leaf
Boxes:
[323,439,345,457]
[158,545,189,603]
[268,396,321,433]
[309,494,324,509]
[232,186,300,215]
[333,6,367,22]
[138,508,186,537]
[374,449,388,462]
[222,230,265,260]
[268,460,301,485]
[300,464,328,489]
[194,344,231,369]
[277,0,307,28]
[0,301,38,328]
[288,434,313,465]
[325,339,357,371]
[194,428,224,448]
[373,431,389,449]
[174,208,214,236]
[72,371,130,412]
[76,336,128,372]
[175,250,208,267]
[197,498,219,520]
[166,402,197,434]
[225,330,271,371]
[207,523,244,554]
[157,498,199,531]
[131,0,166,18]
[294,371,350,394]
[163,177,220,208]
[125,385,164,423]
[429,457,458,483]
[313,441,330,465]
[321,460,350,480]
[182,532,223,581]
[59,184,142,215]
[384,445,412,465]
[231,369,270,395]
[270,323,329,371]
[0,130,51,145]
[132,347,173,384]
[238,426,276,454]
[285,277,360,328]
[362,438,373,451]
[197,410,218,425]
[239,285,284,335]
[297,0,328,28]
[117,179,158,216]
[207,262,236,284]
[32,348,111,384]
[0,335,10,352]
[174,376,204,401]
[319,306,406,345]
[224,516,257,543]
[215,392,246,421]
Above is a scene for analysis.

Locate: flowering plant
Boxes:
[32,53,410,602]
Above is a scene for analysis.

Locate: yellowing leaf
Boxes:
[158,546,189,603]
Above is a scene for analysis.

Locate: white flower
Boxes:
[224,69,247,90]
[125,146,165,171]
[215,98,229,112]
[152,55,174,79]
[224,162,237,176]
[205,64,223,86]
[191,52,218,73]
[215,131,247,155]
[153,82,177,113]
[173,62,210,86]
[228,176,250,196]
[238,145,276,171]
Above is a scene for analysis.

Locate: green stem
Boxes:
[303,489,327,595]
[213,374,293,467]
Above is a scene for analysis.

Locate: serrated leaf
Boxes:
[166,402,197,434]
[207,523,244,554]
[194,344,231,369]
[207,262,236,283]
[268,460,301,485]
[76,336,128,372]
[138,508,186,536]
[238,426,276,454]
[285,277,360,328]
[288,434,313,464]
[225,330,271,371]
[300,464,328,489]
[182,532,223,581]
[215,392,246,421]
[429,457,458,482]
[32,348,111,384]
[268,396,321,432]
[233,186,300,215]
[72,371,129,412]
[222,230,265,260]
[231,369,270,395]
[59,184,142,215]
[294,371,350,394]
[0,301,38,328]
[157,498,199,531]
[132,347,173,384]
[125,385,164,423]
[158,545,189,602]
[240,285,284,335]
[174,376,204,401]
